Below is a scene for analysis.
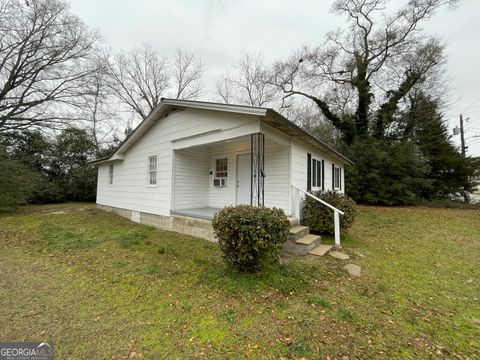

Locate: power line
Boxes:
[466,117,480,126]
[463,95,480,112]
[468,138,480,147]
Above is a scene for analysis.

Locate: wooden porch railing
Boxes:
[291,184,344,246]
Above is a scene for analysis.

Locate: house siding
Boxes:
[291,139,346,194]
[173,147,210,210]
[207,139,250,209]
[264,139,290,211]
[96,108,259,217]
[96,106,347,225]
[172,135,290,213]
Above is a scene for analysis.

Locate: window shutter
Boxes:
[321,160,325,191]
[332,163,335,190]
[307,153,311,191]
[339,167,342,190]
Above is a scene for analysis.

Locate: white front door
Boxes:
[236,154,251,205]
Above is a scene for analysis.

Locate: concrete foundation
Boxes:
[97,204,217,242]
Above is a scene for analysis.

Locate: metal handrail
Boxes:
[291,185,344,215]
[291,184,343,246]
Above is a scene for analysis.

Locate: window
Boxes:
[311,158,322,188]
[334,165,341,190]
[108,164,113,185]
[148,155,157,185]
[214,158,228,187]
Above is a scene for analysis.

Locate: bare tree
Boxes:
[172,49,204,100]
[77,57,120,154]
[217,51,277,107]
[0,0,99,132]
[284,98,340,144]
[270,0,458,144]
[107,45,204,120]
[107,45,169,120]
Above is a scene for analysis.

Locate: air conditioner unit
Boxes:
[213,178,226,187]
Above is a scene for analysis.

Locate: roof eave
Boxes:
[265,109,354,165]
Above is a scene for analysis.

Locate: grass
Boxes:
[0,203,479,359]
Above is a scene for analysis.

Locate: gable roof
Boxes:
[91,98,353,165]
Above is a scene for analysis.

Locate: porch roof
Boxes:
[90,98,353,165]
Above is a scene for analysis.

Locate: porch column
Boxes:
[250,132,265,207]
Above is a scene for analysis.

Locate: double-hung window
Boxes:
[213,158,228,187]
[148,155,157,185]
[311,158,322,189]
[333,165,341,190]
[108,164,113,185]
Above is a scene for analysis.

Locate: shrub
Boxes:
[212,205,290,272]
[303,190,356,234]
[0,148,41,212]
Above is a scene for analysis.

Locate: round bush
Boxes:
[303,191,356,234]
[212,205,290,272]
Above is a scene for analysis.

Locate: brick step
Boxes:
[289,225,310,241]
[309,244,332,257]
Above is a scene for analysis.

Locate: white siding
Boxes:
[207,139,250,208]
[173,148,210,210]
[291,141,308,191]
[96,108,260,216]
[96,105,347,220]
[264,139,289,211]
[291,139,346,195]
[171,134,290,214]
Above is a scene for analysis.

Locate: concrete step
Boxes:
[329,250,350,260]
[295,234,321,246]
[283,234,321,256]
[289,225,310,241]
[309,244,333,257]
[287,217,299,227]
[296,234,321,252]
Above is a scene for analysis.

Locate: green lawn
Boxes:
[0,204,479,359]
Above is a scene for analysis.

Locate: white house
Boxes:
[93,99,352,242]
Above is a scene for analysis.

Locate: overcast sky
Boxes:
[69,0,480,156]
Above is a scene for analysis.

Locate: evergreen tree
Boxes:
[400,93,479,199]
[48,127,98,202]
[344,139,430,205]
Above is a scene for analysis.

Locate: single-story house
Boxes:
[92,99,352,241]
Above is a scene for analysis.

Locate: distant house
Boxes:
[92,99,352,241]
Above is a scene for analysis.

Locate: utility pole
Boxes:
[459,114,469,203]
[460,114,466,157]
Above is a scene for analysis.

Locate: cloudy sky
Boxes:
[69,0,480,156]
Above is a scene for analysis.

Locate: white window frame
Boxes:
[334,165,341,190]
[213,157,228,187]
[108,164,113,185]
[311,157,322,189]
[147,155,158,186]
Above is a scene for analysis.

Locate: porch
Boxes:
[171,132,291,218]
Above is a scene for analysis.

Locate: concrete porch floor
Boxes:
[171,207,222,220]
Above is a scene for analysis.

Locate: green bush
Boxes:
[212,205,290,272]
[0,148,41,212]
[303,191,356,234]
